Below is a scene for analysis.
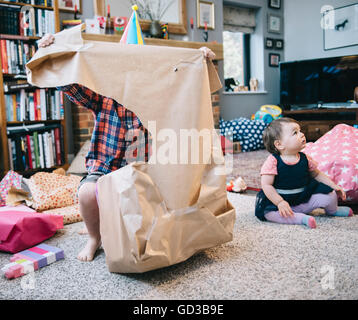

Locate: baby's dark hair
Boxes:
[262,117,299,154]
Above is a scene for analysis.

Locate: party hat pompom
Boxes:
[132,4,138,11]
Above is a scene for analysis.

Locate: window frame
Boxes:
[243,33,251,88]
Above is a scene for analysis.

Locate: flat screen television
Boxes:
[280,55,358,109]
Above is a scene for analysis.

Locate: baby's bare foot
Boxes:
[77,236,101,262]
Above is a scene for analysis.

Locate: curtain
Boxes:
[223,5,256,34]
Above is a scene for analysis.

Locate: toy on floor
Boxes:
[1,244,64,279]
[227,177,247,193]
[253,105,282,124]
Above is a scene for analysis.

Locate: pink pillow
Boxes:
[303,124,358,204]
[0,206,63,253]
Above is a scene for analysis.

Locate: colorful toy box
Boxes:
[1,244,64,279]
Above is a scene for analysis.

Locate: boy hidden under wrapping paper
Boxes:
[26,24,236,273]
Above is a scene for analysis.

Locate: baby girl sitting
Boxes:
[255,117,353,228]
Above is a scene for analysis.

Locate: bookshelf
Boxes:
[0,0,68,179]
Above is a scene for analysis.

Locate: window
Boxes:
[223,31,251,91]
[224,31,244,90]
[223,5,256,92]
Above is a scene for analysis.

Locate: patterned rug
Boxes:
[225,149,269,190]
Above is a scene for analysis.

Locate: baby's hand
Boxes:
[38,33,55,48]
[277,200,294,218]
[334,185,346,201]
[199,47,216,60]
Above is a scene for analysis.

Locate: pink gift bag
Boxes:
[0,206,63,253]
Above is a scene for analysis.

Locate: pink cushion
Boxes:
[303,124,358,203]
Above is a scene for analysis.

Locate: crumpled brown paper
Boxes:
[6,186,29,206]
[26,24,236,273]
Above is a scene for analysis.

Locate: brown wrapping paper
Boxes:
[26,24,236,273]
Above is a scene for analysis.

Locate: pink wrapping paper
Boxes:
[0,206,63,253]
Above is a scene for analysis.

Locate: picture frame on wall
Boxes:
[274,39,284,50]
[197,0,215,30]
[268,13,282,34]
[323,3,358,50]
[269,53,280,67]
[268,0,281,9]
[265,38,274,49]
[59,0,82,13]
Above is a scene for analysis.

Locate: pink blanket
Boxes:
[304,124,358,203]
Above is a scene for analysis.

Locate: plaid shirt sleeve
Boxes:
[57,84,103,113]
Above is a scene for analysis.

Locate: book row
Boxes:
[6,1,53,6]
[0,39,36,74]
[7,124,64,172]
[0,3,55,37]
[4,87,64,122]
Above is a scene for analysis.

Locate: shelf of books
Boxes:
[0,1,57,37]
[7,122,65,173]
[4,83,64,122]
[0,0,66,179]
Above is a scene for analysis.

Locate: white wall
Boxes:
[284,0,358,62]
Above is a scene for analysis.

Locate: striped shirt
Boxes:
[58,84,151,174]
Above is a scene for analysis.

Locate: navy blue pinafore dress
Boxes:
[255,152,333,221]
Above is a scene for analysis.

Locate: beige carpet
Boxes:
[0,190,357,300]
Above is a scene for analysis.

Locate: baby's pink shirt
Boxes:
[260,153,318,175]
